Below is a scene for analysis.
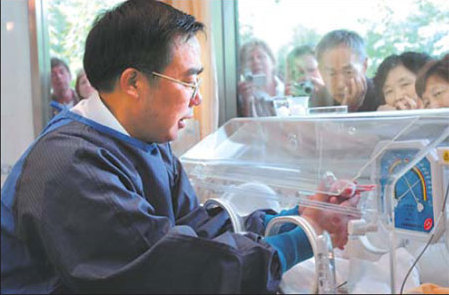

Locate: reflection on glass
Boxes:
[287,96,309,116]
[273,96,309,117]
[273,97,290,117]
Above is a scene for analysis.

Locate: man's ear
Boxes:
[120,68,141,98]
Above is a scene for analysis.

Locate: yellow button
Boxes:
[444,150,449,163]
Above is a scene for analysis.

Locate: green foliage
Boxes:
[50,0,449,85]
[276,25,321,80]
[239,24,256,46]
[239,0,449,79]
[48,0,123,86]
[361,0,449,77]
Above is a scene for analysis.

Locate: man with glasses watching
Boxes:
[1,1,359,293]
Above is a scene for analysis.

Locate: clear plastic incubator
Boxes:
[180,109,449,294]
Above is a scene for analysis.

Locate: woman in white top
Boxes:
[238,39,284,117]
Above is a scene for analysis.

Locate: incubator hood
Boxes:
[181,109,448,217]
[180,109,449,294]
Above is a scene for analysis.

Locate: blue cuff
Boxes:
[264,205,299,227]
[263,226,313,273]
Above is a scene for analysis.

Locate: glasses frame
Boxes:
[152,71,201,100]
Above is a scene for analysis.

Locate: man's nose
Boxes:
[335,74,346,90]
[190,90,202,107]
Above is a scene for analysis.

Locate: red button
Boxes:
[424,218,433,231]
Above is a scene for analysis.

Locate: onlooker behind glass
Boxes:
[50,57,79,114]
[284,45,331,107]
[374,52,432,111]
[416,54,449,109]
[315,29,380,112]
[237,39,285,117]
[75,69,96,100]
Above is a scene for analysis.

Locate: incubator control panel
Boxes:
[376,140,446,240]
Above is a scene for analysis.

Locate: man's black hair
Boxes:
[83,0,204,92]
[51,57,71,74]
[316,29,366,63]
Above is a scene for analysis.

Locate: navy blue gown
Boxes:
[1,110,281,294]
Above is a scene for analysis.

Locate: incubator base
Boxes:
[280,248,420,294]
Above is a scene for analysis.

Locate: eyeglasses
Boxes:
[152,72,202,100]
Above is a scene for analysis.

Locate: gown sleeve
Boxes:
[31,138,282,293]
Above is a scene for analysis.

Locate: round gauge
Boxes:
[380,149,434,233]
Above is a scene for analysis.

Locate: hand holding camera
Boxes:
[291,80,314,97]
[242,70,267,87]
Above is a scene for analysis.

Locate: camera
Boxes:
[292,80,314,97]
[243,71,267,87]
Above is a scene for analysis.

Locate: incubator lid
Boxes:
[180,109,449,212]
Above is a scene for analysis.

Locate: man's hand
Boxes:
[238,81,256,116]
[309,76,326,95]
[284,82,294,96]
[238,80,255,99]
[301,179,363,249]
[342,76,367,111]
[285,77,326,98]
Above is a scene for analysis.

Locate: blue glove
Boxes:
[263,226,313,273]
[264,205,299,232]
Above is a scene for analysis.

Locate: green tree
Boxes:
[276,25,321,80]
[361,0,449,77]
[48,0,123,85]
[238,23,255,46]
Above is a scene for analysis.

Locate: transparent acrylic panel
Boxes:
[182,109,448,208]
[181,109,449,293]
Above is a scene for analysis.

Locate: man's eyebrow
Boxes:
[185,67,204,76]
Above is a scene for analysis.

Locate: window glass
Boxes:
[48,0,124,87]
[236,0,449,115]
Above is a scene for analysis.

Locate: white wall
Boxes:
[1,0,36,186]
